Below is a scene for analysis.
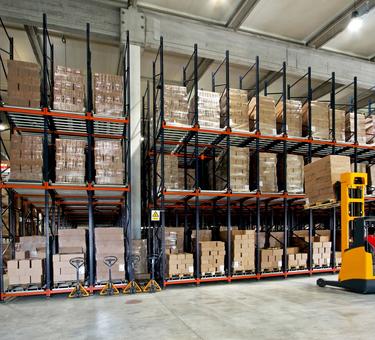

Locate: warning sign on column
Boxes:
[151,210,160,221]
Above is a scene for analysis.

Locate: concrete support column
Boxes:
[130,43,141,240]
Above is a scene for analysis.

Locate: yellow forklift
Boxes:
[317,172,375,293]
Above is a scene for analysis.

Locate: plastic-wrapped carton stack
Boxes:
[10,135,43,181]
[7,60,40,108]
[312,236,331,267]
[216,147,249,192]
[278,154,304,193]
[166,253,194,277]
[276,100,302,136]
[7,259,43,286]
[220,89,248,130]
[55,139,86,183]
[95,227,125,282]
[165,227,184,255]
[58,229,87,253]
[302,101,329,140]
[250,152,278,192]
[248,95,276,135]
[329,109,346,142]
[191,229,212,252]
[54,66,85,112]
[93,73,123,117]
[132,239,148,279]
[220,229,255,272]
[95,140,124,184]
[200,241,225,274]
[287,247,308,269]
[304,155,351,206]
[345,112,367,145]
[164,85,189,125]
[16,236,45,259]
[189,90,220,129]
[261,248,283,271]
[365,115,375,145]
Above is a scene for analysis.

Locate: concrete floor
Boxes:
[1,275,375,340]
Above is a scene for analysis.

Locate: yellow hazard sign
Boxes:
[151,210,160,221]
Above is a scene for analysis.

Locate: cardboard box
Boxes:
[346,112,366,145]
[278,154,304,193]
[94,73,123,117]
[166,252,194,276]
[329,109,346,142]
[250,152,277,192]
[200,241,225,274]
[302,101,329,140]
[190,90,220,129]
[248,95,276,135]
[304,155,351,206]
[164,85,189,125]
[165,227,184,254]
[276,100,302,137]
[220,89,249,131]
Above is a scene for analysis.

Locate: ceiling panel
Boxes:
[322,8,375,59]
[138,0,242,24]
[240,0,353,42]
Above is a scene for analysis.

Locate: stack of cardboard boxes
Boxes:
[261,248,283,271]
[7,60,40,108]
[312,236,332,267]
[55,139,86,183]
[302,101,330,140]
[200,241,225,274]
[16,236,45,259]
[365,115,375,145]
[53,229,87,283]
[220,230,255,273]
[346,112,367,145]
[164,85,189,125]
[166,253,194,277]
[158,155,180,190]
[165,227,184,254]
[95,140,124,184]
[190,90,220,129]
[279,154,304,193]
[250,153,278,192]
[7,259,43,286]
[304,155,351,206]
[54,66,85,112]
[95,227,125,282]
[93,73,123,117]
[248,95,276,135]
[287,247,308,269]
[329,109,346,142]
[10,135,43,181]
[276,100,302,136]
[220,89,249,130]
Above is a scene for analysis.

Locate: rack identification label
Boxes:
[151,210,161,221]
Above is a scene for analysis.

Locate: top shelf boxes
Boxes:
[164,85,189,125]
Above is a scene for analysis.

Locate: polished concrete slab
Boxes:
[1,275,375,340]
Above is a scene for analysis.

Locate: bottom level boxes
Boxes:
[53,253,85,283]
[7,259,43,286]
[166,253,194,277]
[261,248,283,271]
[200,241,226,274]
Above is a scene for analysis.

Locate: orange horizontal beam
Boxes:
[0,182,129,192]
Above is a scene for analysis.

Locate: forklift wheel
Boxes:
[317,278,326,288]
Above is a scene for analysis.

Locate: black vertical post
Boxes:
[8,191,15,259]
[50,44,54,109]
[331,72,336,154]
[307,67,313,271]
[9,37,14,60]
[282,62,288,273]
[331,207,336,268]
[152,60,158,258]
[42,14,48,109]
[353,76,358,172]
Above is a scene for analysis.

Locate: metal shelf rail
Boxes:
[0,14,131,300]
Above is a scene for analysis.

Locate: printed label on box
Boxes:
[119,264,125,272]
[188,266,194,273]
[219,265,224,272]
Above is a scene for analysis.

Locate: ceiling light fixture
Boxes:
[348,10,363,32]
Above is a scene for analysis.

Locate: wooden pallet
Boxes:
[232,270,255,276]
[304,199,339,210]
[54,281,75,288]
[262,268,282,273]
[167,274,194,280]
[8,283,43,292]
[288,266,307,271]
[201,271,225,278]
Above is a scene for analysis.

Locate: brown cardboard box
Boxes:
[304,155,351,206]
[166,253,194,277]
[95,140,124,184]
[220,89,249,131]
[164,85,189,125]
[250,152,277,192]
[302,101,330,140]
[58,228,87,254]
[277,154,304,193]
[248,95,276,135]
[276,100,302,137]
[329,109,346,142]
[261,248,283,271]
[189,90,220,129]
[165,227,184,254]
[199,241,225,274]
[346,112,366,145]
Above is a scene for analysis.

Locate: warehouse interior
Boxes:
[1,0,375,339]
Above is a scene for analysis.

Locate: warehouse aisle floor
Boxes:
[1,275,375,340]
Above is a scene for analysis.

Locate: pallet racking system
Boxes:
[0,14,132,299]
[144,37,375,288]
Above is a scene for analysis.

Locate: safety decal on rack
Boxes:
[151,210,161,221]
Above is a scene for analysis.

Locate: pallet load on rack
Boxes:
[95,227,125,283]
[15,236,45,259]
[7,60,40,107]
[220,89,248,130]
[166,253,194,278]
[53,229,87,283]
[165,227,184,254]
[132,239,149,280]
[55,139,86,183]
[278,154,304,193]
[216,146,249,192]
[261,248,283,272]
[191,229,212,246]
[54,66,85,112]
[287,247,308,270]
[93,73,123,117]
[302,101,330,140]
[220,229,255,273]
[365,115,375,145]
[7,258,44,287]
[312,236,332,268]
[250,152,278,192]
[329,109,346,142]
[276,100,302,136]
[248,95,276,135]
[164,85,189,125]
[200,241,225,275]
[95,140,124,185]
[190,90,220,129]
[10,135,43,181]
[345,112,367,145]
[304,155,351,207]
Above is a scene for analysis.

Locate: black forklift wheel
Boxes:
[317,278,326,287]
